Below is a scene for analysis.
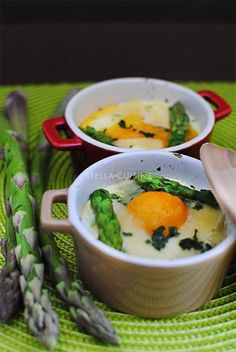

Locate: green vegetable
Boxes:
[145,239,152,244]
[192,201,203,210]
[133,173,218,207]
[4,91,28,162]
[168,102,190,147]
[0,164,21,323]
[150,226,180,251]
[179,233,212,253]
[122,232,133,237]
[81,126,115,145]
[169,226,180,238]
[151,226,168,251]
[0,105,24,323]
[118,119,133,129]
[0,238,21,323]
[118,119,127,128]
[90,189,123,250]
[110,193,122,201]
[0,110,59,348]
[31,91,119,345]
[139,130,155,138]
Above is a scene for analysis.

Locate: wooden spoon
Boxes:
[200,143,236,226]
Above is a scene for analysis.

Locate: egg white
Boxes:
[113,138,164,150]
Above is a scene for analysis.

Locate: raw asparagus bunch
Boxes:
[30,92,119,345]
[90,189,123,250]
[168,102,190,147]
[0,108,59,347]
[133,173,218,207]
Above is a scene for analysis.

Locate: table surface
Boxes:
[0,82,235,352]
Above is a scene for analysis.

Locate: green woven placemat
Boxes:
[0,82,235,352]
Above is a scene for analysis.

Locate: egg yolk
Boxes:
[105,113,170,147]
[127,191,188,235]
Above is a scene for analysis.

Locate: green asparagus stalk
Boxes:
[30,91,119,345]
[0,171,21,322]
[133,173,218,207]
[5,91,28,161]
[80,126,115,145]
[90,189,123,250]
[0,116,22,323]
[0,239,21,323]
[0,110,59,348]
[168,102,190,147]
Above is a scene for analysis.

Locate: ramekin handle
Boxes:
[42,116,84,150]
[197,90,232,121]
[40,188,74,235]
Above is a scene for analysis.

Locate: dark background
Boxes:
[1,0,235,85]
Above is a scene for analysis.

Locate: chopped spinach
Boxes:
[145,239,152,244]
[118,119,133,129]
[122,232,133,237]
[192,201,203,210]
[151,226,168,251]
[110,193,122,201]
[202,243,213,252]
[139,130,155,138]
[145,226,181,251]
[179,237,203,251]
[179,233,212,253]
[169,226,180,238]
[119,119,127,128]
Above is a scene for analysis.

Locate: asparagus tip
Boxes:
[5,91,27,115]
[0,241,21,323]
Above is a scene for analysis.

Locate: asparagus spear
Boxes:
[0,239,21,323]
[133,173,218,207]
[0,116,22,323]
[80,126,115,145]
[5,91,28,161]
[90,189,123,250]
[0,172,21,323]
[0,110,59,348]
[168,102,190,147]
[30,91,119,345]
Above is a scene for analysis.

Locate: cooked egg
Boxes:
[79,99,199,150]
[127,191,188,235]
[81,180,225,260]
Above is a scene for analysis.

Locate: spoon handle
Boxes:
[200,143,236,226]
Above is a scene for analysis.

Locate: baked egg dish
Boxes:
[79,99,199,150]
[81,174,226,260]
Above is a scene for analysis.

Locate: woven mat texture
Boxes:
[0,82,235,352]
